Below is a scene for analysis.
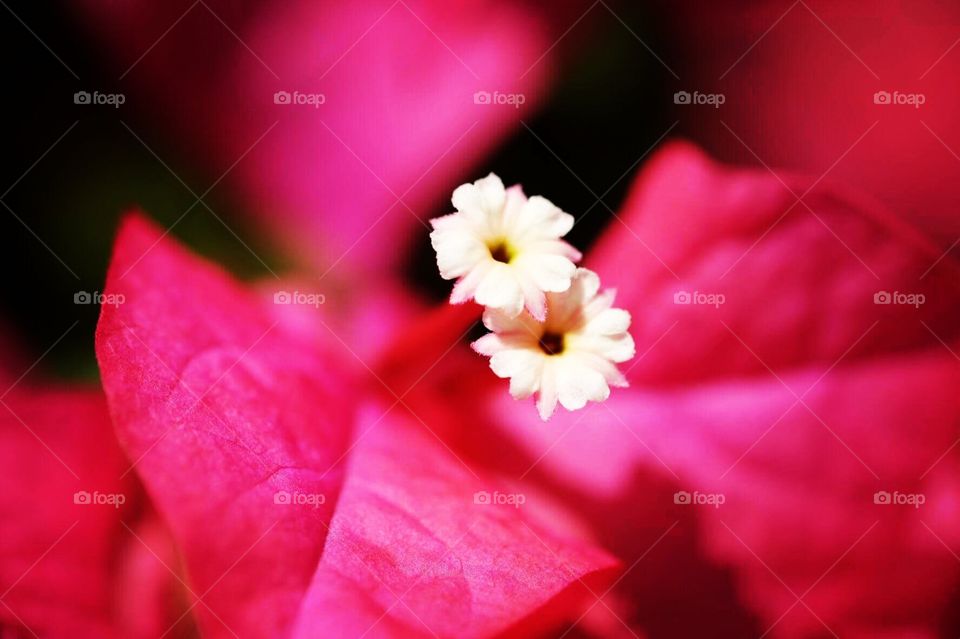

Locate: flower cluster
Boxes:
[430,174,635,419]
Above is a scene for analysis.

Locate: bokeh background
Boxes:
[5,1,960,380]
[0,0,664,379]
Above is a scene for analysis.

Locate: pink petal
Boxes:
[96,213,356,637]
[588,141,960,386]
[0,384,128,638]
[668,2,960,243]
[374,301,482,397]
[113,511,190,639]
[253,276,422,364]
[290,404,618,639]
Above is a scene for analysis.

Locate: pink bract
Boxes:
[95,214,618,638]
[445,142,960,637]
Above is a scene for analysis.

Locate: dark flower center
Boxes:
[488,241,511,264]
[538,331,565,355]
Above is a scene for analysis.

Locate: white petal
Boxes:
[482,307,542,342]
[474,263,524,316]
[509,366,542,399]
[482,307,519,333]
[578,351,629,388]
[512,195,574,240]
[581,289,616,321]
[429,212,465,231]
[584,308,632,335]
[471,333,507,356]
[451,174,506,230]
[450,262,491,304]
[430,229,487,279]
[555,356,610,411]
[500,185,528,229]
[489,349,544,401]
[603,334,636,363]
[572,333,636,363]
[515,253,577,293]
[515,272,547,321]
[521,238,582,262]
[489,347,540,377]
[572,268,601,301]
[536,360,560,421]
[546,268,600,327]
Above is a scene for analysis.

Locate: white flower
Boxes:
[472,268,635,420]
[430,173,581,319]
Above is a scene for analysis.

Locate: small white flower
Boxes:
[430,173,581,319]
[472,268,635,420]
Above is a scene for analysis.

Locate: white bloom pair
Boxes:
[430,174,634,420]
